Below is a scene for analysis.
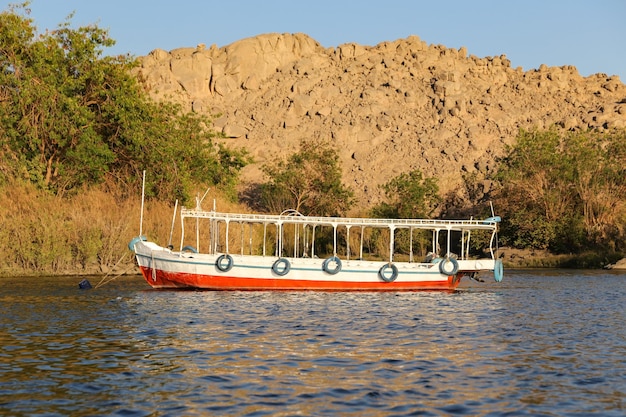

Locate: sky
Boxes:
[4,0,626,80]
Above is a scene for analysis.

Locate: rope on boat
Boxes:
[93,251,133,289]
[93,265,136,289]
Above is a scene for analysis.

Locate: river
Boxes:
[1,270,624,416]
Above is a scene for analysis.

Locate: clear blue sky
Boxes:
[5,0,626,80]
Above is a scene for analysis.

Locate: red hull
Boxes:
[139,266,462,291]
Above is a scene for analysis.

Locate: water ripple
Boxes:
[0,272,624,416]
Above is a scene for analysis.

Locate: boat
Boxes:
[128,199,504,291]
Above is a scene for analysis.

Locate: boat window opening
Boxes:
[208,219,213,254]
[263,223,268,256]
[249,223,253,256]
[460,229,465,260]
[409,227,413,263]
[388,225,395,263]
[465,230,472,259]
[225,220,230,253]
[206,219,212,252]
[239,222,244,256]
[279,222,313,259]
[383,228,428,262]
[433,228,489,261]
[489,228,497,259]
[195,216,200,252]
[276,223,281,257]
[360,226,364,260]
[180,211,186,252]
[303,225,310,258]
[215,219,221,253]
[435,228,451,259]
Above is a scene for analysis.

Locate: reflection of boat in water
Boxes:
[129,198,504,290]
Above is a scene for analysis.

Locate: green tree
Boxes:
[371,169,440,219]
[0,4,248,202]
[494,128,573,250]
[260,139,354,216]
[567,130,626,248]
[1,6,116,190]
[495,128,626,252]
[369,169,440,257]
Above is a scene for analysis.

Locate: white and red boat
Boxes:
[129,200,503,291]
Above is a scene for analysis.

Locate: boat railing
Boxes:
[179,208,499,231]
[178,208,500,263]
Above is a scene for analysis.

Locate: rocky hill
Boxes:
[136,33,626,209]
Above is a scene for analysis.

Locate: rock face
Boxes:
[136,33,626,208]
[605,258,626,270]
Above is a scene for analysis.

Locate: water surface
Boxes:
[1,270,624,416]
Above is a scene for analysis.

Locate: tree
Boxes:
[371,169,440,219]
[567,130,626,248]
[495,128,626,252]
[369,169,440,258]
[1,6,116,189]
[260,139,354,216]
[0,4,248,202]
[494,128,575,250]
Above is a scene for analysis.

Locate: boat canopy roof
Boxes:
[180,208,500,232]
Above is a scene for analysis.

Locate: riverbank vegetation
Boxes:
[1,5,624,275]
[493,128,626,265]
[0,3,248,204]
